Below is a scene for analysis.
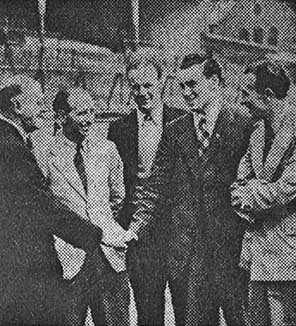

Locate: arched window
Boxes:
[268,27,279,46]
[239,28,250,41]
[253,27,264,44]
[254,3,262,16]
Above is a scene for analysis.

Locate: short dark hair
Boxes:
[244,61,290,100]
[52,90,71,116]
[0,85,22,114]
[180,53,223,84]
[126,55,162,80]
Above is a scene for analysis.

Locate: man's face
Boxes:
[178,63,216,111]
[240,73,270,120]
[66,92,96,138]
[128,64,161,112]
[17,82,47,132]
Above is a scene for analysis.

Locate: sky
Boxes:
[0,0,295,52]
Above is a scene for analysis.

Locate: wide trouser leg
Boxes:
[128,246,167,326]
[90,270,130,326]
[168,268,193,326]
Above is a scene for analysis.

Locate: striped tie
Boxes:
[197,114,210,155]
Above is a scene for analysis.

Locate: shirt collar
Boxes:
[137,104,163,127]
[0,113,28,143]
[194,97,222,135]
[56,129,86,151]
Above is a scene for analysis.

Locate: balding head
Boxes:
[57,87,96,141]
[0,74,45,132]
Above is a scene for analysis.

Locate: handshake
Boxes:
[101,226,138,249]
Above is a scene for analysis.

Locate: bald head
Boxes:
[0,74,45,132]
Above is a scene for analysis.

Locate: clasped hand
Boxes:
[101,227,138,249]
[230,181,253,213]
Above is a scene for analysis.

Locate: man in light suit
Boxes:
[0,75,125,325]
[231,61,296,326]
[33,87,136,326]
[108,53,185,326]
[128,53,253,326]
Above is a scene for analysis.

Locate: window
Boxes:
[239,28,250,41]
[254,3,262,16]
[268,27,278,46]
[253,27,264,44]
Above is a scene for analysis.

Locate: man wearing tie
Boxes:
[0,75,126,325]
[33,87,135,326]
[128,53,253,325]
[108,53,184,326]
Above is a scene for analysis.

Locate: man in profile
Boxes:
[0,75,125,325]
[128,53,252,325]
[232,61,296,326]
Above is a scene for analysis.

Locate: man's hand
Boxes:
[123,229,138,243]
[101,228,128,249]
[231,185,253,212]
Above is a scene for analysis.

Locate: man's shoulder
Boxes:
[165,112,193,134]
[0,119,24,149]
[163,104,186,123]
[222,99,252,126]
[108,111,136,138]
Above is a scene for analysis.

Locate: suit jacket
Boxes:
[108,104,185,234]
[130,101,252,278]
[32,128,126,278]
[0,119,102,321]
[237,113,296,281]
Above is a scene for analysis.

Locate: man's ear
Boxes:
[11,96,21,114]
[209,75,220,90]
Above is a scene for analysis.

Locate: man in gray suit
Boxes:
[128,53,253,326]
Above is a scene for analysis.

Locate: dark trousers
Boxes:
[128,243,190,326]
[68,251,130,326]
[185,241,248,326]
[0,277,70,326]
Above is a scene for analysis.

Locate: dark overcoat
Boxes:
[0,119,102,325]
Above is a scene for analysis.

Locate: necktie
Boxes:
[74,142,88,194]
[139,107,153,122]
[197,114,210,155]
[26,134,33,150]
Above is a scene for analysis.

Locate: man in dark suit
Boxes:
[0,75,127,326]
[128,54,253,326]
[108,54,184,326]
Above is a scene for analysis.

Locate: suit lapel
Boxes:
[125,111,139,174]
[177,114,201,182]
[49,134,87,201]
[200,107,228,163]
[263,118,294,181]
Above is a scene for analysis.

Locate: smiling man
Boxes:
[128,53,253,326]
[232,61,296,326]
[33,87,135,326]
[108,53,184,326]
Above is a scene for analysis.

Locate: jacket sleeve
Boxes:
[241,144,296,212]
[237,145,254,181]
[1,141,102,253]
[109,142,125,220]
[129,125,175,238]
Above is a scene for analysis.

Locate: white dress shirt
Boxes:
[137,106,163,178]
[193,97,222,143]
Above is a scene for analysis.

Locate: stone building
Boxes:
[202,0,296,86]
